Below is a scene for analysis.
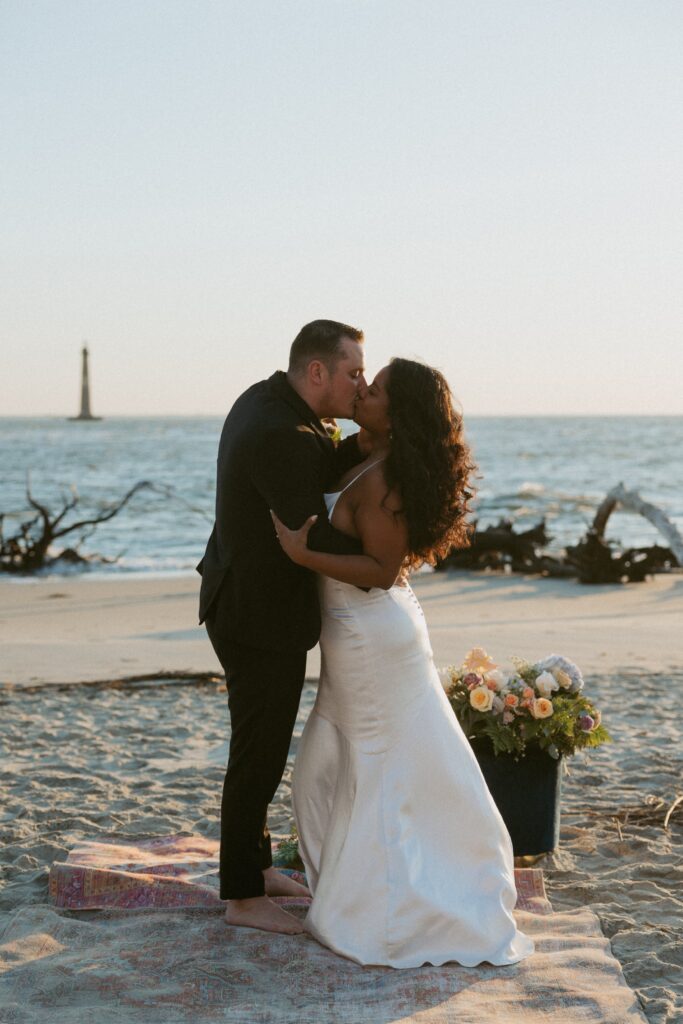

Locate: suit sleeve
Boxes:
[250,427,363,556]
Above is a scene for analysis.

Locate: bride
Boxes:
[271,358,534,969]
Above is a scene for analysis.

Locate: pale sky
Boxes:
[2,0,682,417]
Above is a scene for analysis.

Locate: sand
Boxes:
[1,569,682,1022]
[2,569,683,687]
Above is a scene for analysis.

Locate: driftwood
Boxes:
[1,476,213,575]
[0,671,225,695]
[584,793,683,831]
[437,484,680,584]
[565,534,676,583]
[593,484,683,565]
[435,518,553,573]
[566,484,681,583]
[0,478,154,573]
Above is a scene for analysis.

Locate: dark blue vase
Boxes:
[469,737,562,856]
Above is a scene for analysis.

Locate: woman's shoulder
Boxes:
[359,460,402,514]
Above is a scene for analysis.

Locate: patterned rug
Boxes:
[0,834,647,1024]
[47,833,551,914]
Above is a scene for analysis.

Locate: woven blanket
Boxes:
[47,833,550,914]
[0,835,647,1024]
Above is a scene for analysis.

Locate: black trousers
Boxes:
[205,585,307,900]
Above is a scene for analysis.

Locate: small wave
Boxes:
[114,555,198,572]
[482,488,600,508]
[508,506,548,519]
[517,482,545,497]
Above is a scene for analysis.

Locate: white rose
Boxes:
[535,671,559,698]
[436,666,453,691]
[536,654,584,693]
[484,669,506,692]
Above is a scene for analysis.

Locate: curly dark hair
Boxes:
[384,358,477,568]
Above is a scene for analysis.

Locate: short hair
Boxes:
[288,319,364,374]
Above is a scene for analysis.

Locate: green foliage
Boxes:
[273,825,303,869]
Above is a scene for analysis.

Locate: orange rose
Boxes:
[530,697,554,719]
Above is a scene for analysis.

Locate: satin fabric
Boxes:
[292,503,535,968]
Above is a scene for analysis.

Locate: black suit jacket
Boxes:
[197,371,364,652]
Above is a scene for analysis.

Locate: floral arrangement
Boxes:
[445,647,612,759]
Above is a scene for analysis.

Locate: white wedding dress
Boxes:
[291,468,535,968]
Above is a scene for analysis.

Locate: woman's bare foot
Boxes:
[263,866,311,898]
[223,895,304,934]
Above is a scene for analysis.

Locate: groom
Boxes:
[197,320,368,934]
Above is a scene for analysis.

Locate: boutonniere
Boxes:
[323,420,343,446]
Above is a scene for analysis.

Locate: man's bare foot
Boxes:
[263,866,311,898]
[224,895,304,934]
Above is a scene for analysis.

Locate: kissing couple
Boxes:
[197,319,534,968]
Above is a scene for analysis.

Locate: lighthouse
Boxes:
[69,345,102,421]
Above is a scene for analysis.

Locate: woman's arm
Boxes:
[271,475,409,590]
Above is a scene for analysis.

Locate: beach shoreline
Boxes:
[2,569,682,689]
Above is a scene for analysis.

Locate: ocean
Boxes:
[1,416,681,576]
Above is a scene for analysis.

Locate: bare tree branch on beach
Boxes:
[0,478,155,573]
[592,484,683,565]
[566,484,682,583]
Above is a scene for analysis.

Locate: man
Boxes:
[197,319,368,934]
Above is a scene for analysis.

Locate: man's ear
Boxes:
[308,359,328,387]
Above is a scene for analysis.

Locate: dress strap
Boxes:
[337,458,385,499]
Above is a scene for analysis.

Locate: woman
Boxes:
[271,358,534,968]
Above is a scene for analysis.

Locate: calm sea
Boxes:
[1,416,681,576]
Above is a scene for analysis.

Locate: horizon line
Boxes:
[1,412,682,420]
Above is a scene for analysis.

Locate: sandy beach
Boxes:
[2,569,683,688]
[1,569,682,1022]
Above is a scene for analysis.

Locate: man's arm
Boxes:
[272,473,409,589]
[251,427,363,556]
